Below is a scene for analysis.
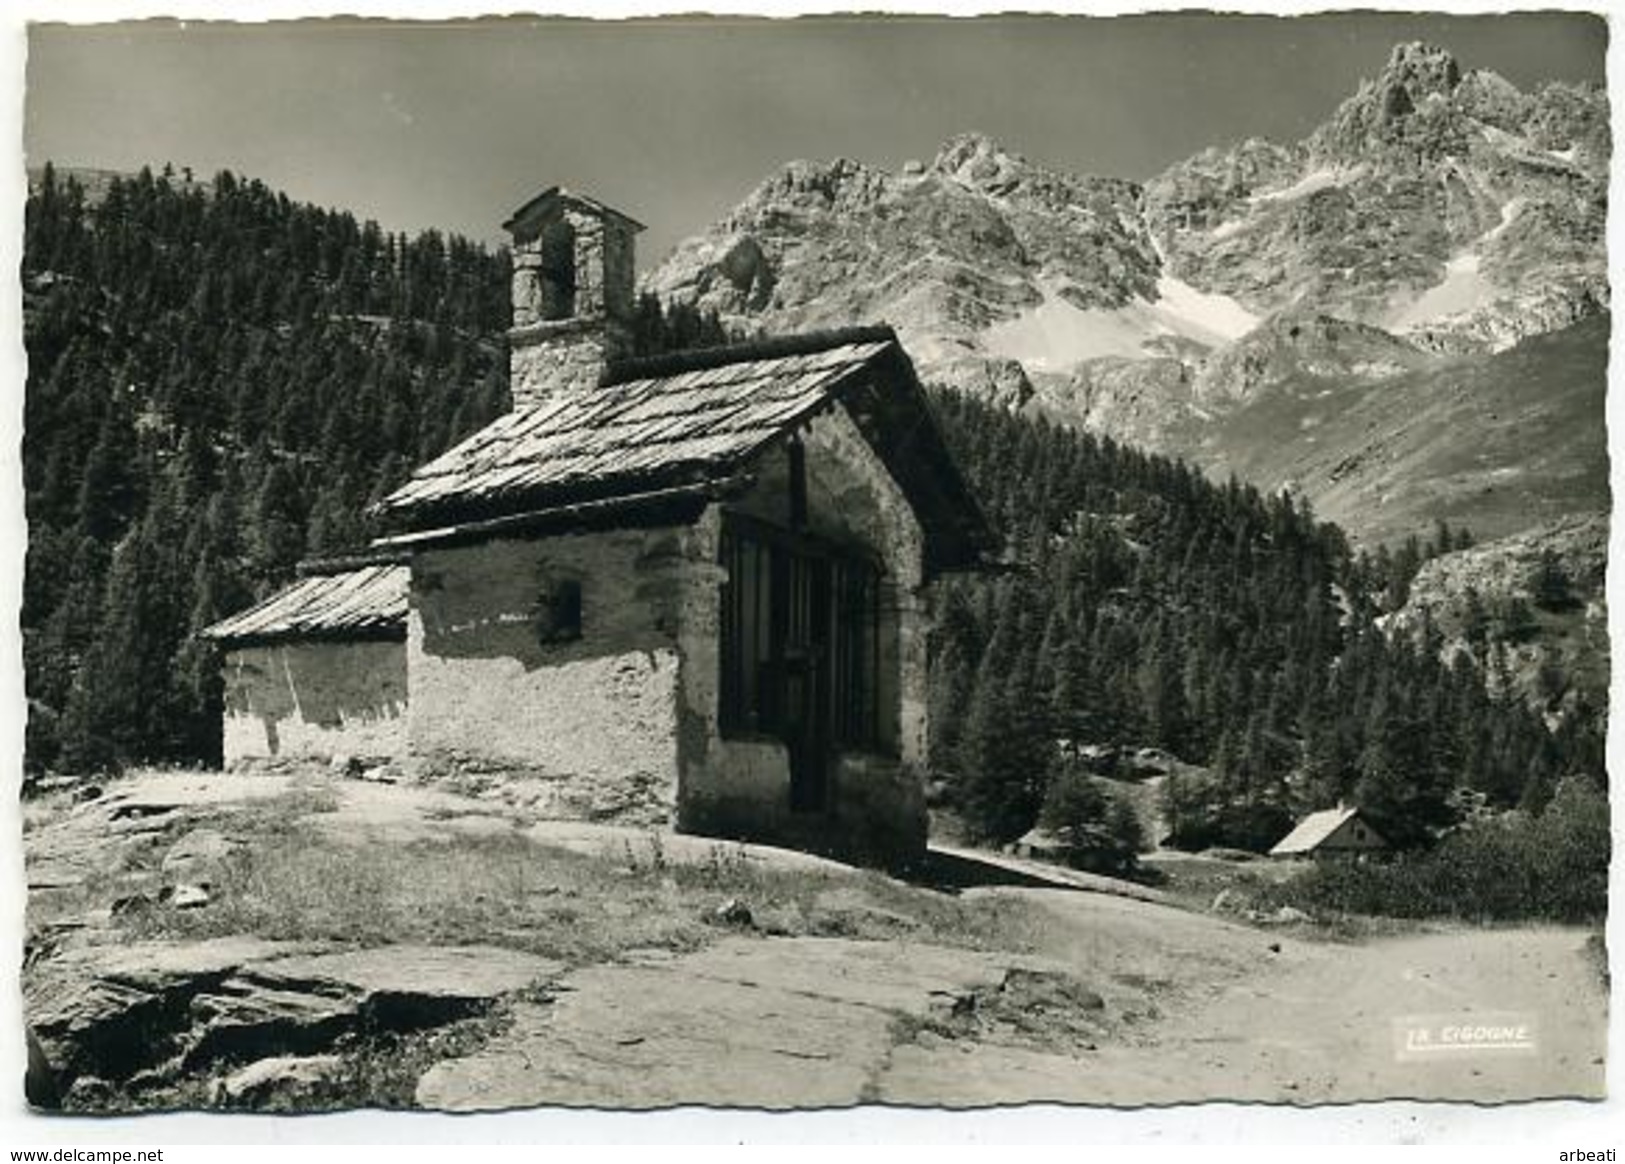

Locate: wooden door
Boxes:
[718,516,883,815]
[779,549,834,813]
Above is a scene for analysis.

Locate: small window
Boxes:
[535,578,582,644]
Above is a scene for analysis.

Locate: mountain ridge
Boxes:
[646,41,1609,547]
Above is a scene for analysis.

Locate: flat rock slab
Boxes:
[49,936,315,989]
[415,936,1050,1111]
[674,936,1022,1014]
[522,820,858,877]
[246,945,563,1001]
[927,843,1168,903]
[27,937,321,1086]
[26,774,298,891]
[88,774,298,822]
[26,938,562,1103]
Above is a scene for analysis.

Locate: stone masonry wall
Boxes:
[221,640,407,766]
[508,318,631,413]
[508,205,636,413]
[407,526,697,825]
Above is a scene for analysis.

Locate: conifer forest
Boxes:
[21,165,1605,857]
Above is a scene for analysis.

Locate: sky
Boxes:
[23,12,1612,269]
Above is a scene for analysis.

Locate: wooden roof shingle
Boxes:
[378,338,890,523]
[202,564,408,648]
[373,328,995,572]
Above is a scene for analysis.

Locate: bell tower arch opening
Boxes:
[538,218,578,322]
[502,187,645,411]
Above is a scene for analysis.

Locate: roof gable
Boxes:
[502,186,646,236]
[375,329,994,572]
[1269,806,1386,855]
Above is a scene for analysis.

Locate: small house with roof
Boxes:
[207,185,992,863]
[1268,804,1389,859]
[204,558,409,765]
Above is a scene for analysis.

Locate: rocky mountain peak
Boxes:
[1381,41,1463,101]
[1452,67,1526,128]
[1142,39,1608,352]
[739,155,889,222]
[647,40,1605,532]
[1304,42,1472,166]
[930,132,1032,191]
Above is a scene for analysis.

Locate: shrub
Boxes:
[1159,768,1293,853]
[1038,769,1145,875]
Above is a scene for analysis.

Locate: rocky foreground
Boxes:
[22,769,1606,1110]
[20,769,1198,1111]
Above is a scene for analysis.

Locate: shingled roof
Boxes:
[374,328,994,572]
[1268,805,1387,856]
[202,563,408,648]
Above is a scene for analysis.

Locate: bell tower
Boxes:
[504,188,643,412]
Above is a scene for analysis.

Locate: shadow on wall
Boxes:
[227,642,406,728]
[224,639,407,760]
[413,531,689,672]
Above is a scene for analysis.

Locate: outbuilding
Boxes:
[1268,804,1389,859]
[204,559,409,767]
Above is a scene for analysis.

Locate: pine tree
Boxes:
[1532,549,1576,612]
[61,522,179,768]
[956,584,1053,842]
[250,461,306,584]
[1138,618,1187,756]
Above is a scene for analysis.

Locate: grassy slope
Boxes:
[25,771,1049,969]
[1191,314,1609,547]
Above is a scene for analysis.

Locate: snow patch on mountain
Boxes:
[1154,271,1260,342]
[985,273,1258,370]
[984,281,1147,367]
[1388,198,1526,332]
[1390,253,1490,331]
[1251,165,1362,204]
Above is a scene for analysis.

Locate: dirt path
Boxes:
[416,887,1606,1109]
[880,893,1607,1105]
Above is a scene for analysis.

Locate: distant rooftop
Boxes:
[1269,805,1386,856]
[502,186,646,235]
